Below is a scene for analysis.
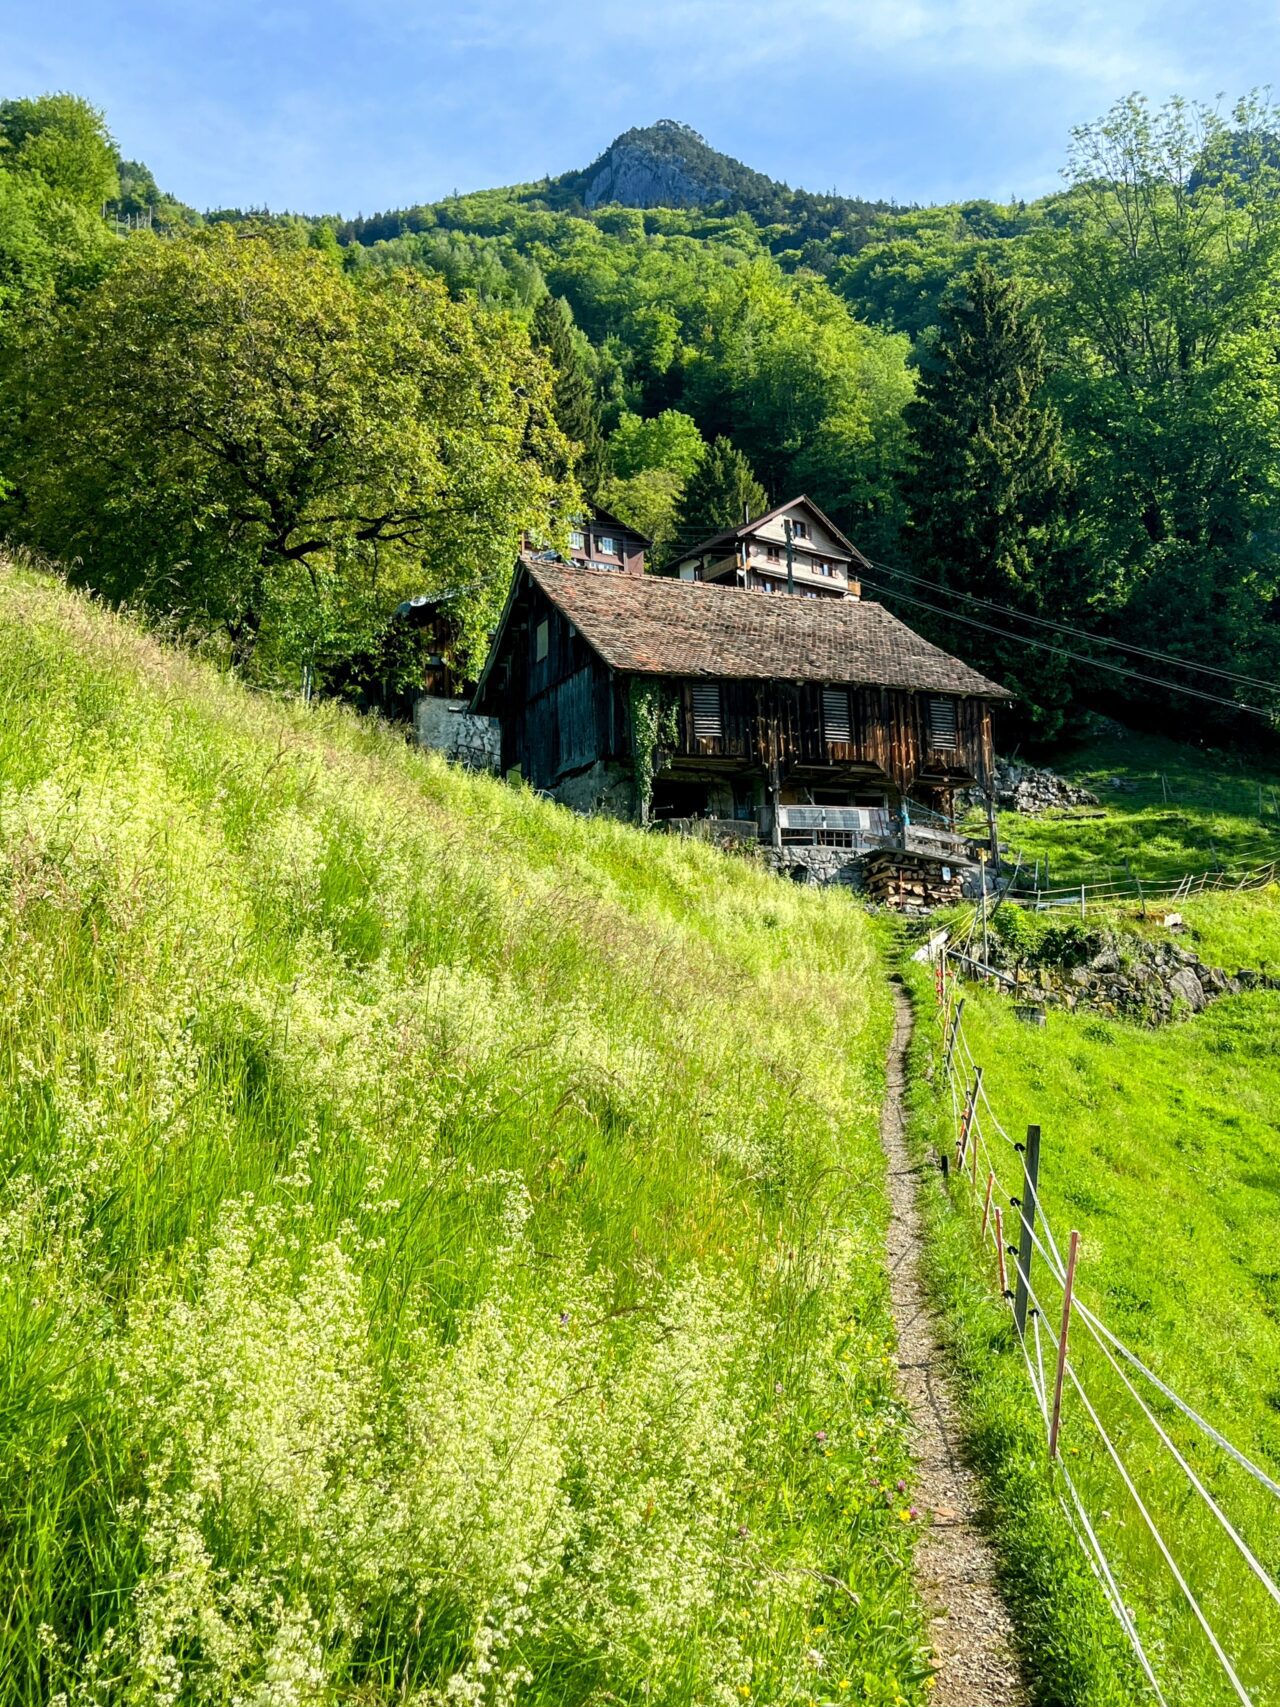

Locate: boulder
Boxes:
[1166,966,1207,1012]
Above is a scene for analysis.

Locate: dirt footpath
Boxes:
[881,981,1029,1706]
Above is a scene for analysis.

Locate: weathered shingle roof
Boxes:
[522,562,1009,697]
[670,493,868,570]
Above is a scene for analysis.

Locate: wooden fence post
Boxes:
[981,1170,995,1241]
[1049,1230,1080,1459]
[1014,1124,1041,1340]
[943,997,964,1082]
[957,1067,982,1170]
[995,1205,1007,1296]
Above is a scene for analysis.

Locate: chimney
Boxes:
[849,579,862,600]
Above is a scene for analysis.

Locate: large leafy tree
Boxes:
[598,409,706,563]
[1032,93,1280,701]
[900,258,1078,734]
[0,93,118,209]
[671,435,768,547]
[0,93,120,327]
[1,228,574,677]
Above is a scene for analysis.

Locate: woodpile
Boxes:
[863,849,965,913]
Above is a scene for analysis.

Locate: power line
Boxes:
[859,575,1280,719]
[864,556,1279,694]
[651,527,1276,695]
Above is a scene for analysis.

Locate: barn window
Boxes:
[535,619,549,662]
[692,683,723,740]
[927,695,958,750]
[823,687,852,744]
[568,529,585,551]
[596,535,616,556]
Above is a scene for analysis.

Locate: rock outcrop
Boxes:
[583,141,732,210]
[990,760,1098,815]
[980,924,1279,1025]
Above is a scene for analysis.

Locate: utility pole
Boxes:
[783,519,795,595]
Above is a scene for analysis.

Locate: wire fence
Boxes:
[926,942,1280,1703]
[1004,855,1279,912]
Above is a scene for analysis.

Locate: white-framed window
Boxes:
[766,544,780,561]
[692,683,723,740]
[823,687,852,743]
[596,535,616,556]
[927,695,958,750]
[568,529,585,551]
[792,519,809,540]
[535,619,549,662]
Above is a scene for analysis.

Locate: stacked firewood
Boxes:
[863,851,964,912]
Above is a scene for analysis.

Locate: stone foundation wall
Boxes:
[550,760,637,820]
[413,696,500,772]
[770,846,865,888]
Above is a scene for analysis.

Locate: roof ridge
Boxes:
[494,560,1009,702]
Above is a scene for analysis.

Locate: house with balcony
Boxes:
[472,549,1008,899]
[665,495,866,599]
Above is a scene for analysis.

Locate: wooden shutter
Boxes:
[822,687,851,744]
[927,695,958,750]
[692,683,723,740]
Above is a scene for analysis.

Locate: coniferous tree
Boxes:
[899,258,1077,735]
[672,435,768,549]
[531,293,603,493]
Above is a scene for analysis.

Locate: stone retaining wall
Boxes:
[413,696,501,772]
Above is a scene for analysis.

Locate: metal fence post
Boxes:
[1014,1124,1041,1340]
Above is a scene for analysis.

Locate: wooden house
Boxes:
[472,557,1008,882]
[666,494,867,599]
[525,506,650,577]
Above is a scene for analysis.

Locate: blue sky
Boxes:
[3,2,1275,214]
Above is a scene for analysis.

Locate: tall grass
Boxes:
[0,565,930,1707]
[912,744,1280,1703]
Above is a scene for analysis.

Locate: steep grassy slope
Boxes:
[911,756,1280,1705]
[0,566,930,1707]
[975,730,1280,887]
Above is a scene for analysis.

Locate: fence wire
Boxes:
[930,941,1279,1705]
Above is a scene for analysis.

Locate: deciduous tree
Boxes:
[1,228,574,678]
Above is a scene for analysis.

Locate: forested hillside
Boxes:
[2,91,1280,746]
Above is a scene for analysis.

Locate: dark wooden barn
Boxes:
[472,560,1008,871]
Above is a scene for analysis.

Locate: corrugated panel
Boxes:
[692,683,723,739]
[822,687,852,743]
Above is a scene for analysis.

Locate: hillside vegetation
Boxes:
[0,564,932,1707]
[908,756,1280,1706]
[5,88,1280,744]
[980,730,1280,891]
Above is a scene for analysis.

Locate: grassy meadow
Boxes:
[0,564,931,1707]
[912,751,1280,1705]
[963,729,1280,888]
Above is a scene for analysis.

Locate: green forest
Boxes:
[3,93,1280,742]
